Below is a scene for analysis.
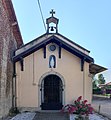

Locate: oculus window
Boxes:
[49,45,56,51]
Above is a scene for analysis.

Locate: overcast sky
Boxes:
[12,0,111,82]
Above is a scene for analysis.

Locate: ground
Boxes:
[92,95,111,119]
[5,112,109,120]
[3,95,111,120]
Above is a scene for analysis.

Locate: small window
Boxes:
[49,45,56,51]
[49,55,56,68]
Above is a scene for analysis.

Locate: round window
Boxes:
[49,45,56,51]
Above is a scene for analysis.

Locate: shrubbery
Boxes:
[93,88,102,94]
[93,88,111,95]
[106,89,111,94]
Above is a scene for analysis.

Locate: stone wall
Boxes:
[0,0,23,118]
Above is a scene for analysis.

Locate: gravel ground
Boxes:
[8,112,109,120]
[89,114,109,120]
[9,112,36,120]
[70,113,109,120]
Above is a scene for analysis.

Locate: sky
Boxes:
[12,0,111,82]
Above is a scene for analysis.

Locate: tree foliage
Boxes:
[92,74,106,89]
[93,80,97,88]
[98,74,105,84]
[92,76,98,89]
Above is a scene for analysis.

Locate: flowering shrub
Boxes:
[62,96,94,116]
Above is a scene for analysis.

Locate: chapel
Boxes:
[13,10,106,111]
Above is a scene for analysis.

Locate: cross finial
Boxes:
[50,9,55,17]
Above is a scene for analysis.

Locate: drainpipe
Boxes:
[82,58,85,100]
[12,51,17,110]
[12,63,14,108]
[83,63,85,100]
[13,62,17,108]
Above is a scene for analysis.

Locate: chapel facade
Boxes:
[13,10,106,111]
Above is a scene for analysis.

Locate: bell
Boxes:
[50,26,54,31]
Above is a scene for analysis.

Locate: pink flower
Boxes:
[71,106,77,111]
[77,96,82,102]
[68,106,76,114]
[83,100,88,104]
[88,107,94,114]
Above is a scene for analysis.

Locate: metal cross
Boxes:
[50,9,55,17]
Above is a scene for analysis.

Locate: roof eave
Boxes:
[89,63,108,75]
[13,36,94,63]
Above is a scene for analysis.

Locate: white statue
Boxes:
[50,56,55,68]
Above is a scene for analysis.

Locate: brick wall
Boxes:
[0,0,23,118]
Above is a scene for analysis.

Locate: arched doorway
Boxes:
[41,75,63,110]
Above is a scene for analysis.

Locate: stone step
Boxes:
[33,111,69,120]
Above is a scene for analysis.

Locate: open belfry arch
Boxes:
[46,9,59,33]
[13,10,107,111]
